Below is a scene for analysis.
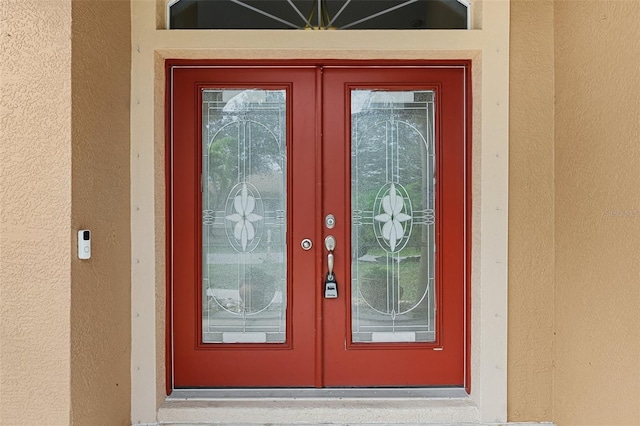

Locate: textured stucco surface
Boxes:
[70,0,131,424]
[553,1,640,424]
[7,0,638,424]
[508,0,555,421]
[0,0,72,424]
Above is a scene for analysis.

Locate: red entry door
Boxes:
[169,63,469,389]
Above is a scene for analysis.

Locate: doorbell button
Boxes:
[78,229,91,260]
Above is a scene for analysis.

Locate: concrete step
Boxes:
[156,390,554,426]
[157,397,481,425]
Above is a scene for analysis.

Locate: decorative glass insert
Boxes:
[351,90,436,343]
[168,0,469,30]
[202,89,287,343]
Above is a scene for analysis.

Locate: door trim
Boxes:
[132,5,510,419]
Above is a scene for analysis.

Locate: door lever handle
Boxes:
[327,252,334,279]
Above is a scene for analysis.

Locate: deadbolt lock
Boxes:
[325,214,336,229]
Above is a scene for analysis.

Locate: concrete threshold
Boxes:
[158,388,481,425]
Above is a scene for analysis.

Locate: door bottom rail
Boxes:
[167,387,468,400]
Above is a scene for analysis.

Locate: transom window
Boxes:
[167,0,470,30]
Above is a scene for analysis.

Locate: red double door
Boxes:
[169,63,469,389]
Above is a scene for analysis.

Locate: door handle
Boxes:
[324,235,336,278]
[324,235,338,298]
[327,252,334,279]
[325,235,336,251]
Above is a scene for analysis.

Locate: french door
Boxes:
[168,63,469,389]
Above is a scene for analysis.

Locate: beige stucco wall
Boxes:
[508,0,555,421]
[1,0,131,424]
[0,0,72,424]
[1,0,637,424]
[70,0,131,424]
[553,1,640,424]
[509,1,640,423]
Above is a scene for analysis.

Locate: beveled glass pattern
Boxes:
[202,89,287,343]
[351,90,436,343]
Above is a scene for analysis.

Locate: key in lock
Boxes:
[324,273,338,298]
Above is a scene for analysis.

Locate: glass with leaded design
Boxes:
[201,89,287,344]
[351,89,436,343]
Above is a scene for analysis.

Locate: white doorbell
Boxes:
[78,229,91,260]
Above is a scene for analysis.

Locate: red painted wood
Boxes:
[168,62,470,389]
[313,67,325,388]
[321,67,468,386]
[170,66,318,387]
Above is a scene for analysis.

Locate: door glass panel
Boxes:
[202,89,287,343]
[351,90,436,343]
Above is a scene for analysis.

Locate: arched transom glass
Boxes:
[168,0,470,30]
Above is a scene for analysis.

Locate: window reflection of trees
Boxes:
[202,90,287,342]
[351,91,436,342]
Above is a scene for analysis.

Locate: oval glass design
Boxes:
[202,89,287,343]
[351,89,436,343]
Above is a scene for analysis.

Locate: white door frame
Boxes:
[129,0,509,423]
